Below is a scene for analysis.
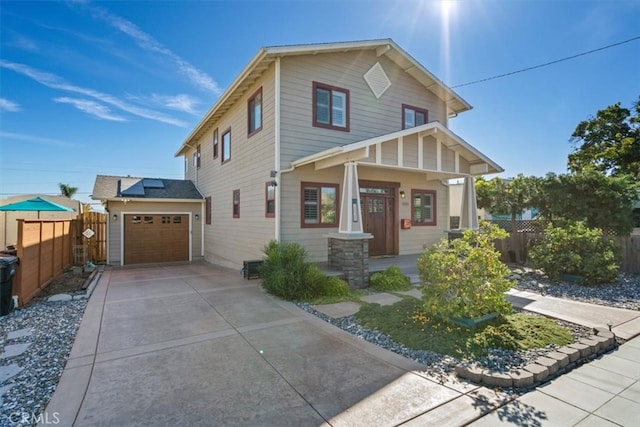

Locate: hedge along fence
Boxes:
[495,230,640,275]
[14,219,74,306]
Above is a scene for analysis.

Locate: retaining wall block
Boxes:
[523,363,549,383]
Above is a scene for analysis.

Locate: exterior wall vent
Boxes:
[363,62,391,99]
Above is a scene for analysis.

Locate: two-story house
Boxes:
[94,39,502,285]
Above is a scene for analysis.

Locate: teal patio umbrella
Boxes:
[0,197,75,219]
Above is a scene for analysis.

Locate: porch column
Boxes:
[338,162,363,233]
[460,175,479,229]
[327,161,372,289]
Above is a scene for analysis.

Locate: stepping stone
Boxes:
[0,364,23,382]
[0,343,31,359]
[313,302,360,318]
[7,328,32,340]
[48,293,73,302]
[360,293,402,306]
[396,288,422,299]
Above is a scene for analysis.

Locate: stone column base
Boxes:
[326,233,373,289]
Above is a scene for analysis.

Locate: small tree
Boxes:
[417,222,513,320]
[59,183,78,198]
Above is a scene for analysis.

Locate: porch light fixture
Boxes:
[400,190,406,199]
[195,214,200,220]
[112,214,117,221]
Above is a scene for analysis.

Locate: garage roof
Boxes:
[92,175,204,202]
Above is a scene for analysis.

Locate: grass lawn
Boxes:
[305,289,371,305]
[355,297,573,360]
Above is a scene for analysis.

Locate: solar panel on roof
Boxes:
[142,179,165,188]
[120,178,145,196]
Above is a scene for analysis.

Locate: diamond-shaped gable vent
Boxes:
[364,62,391,99]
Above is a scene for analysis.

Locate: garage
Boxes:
[124,214,190,264]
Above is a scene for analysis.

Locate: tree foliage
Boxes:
[58,183,78,198]
[475,173,537,231]
[568,97,640,179]
[533,170,638,235]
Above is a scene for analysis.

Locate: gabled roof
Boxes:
[291,121,503,177]
[175,39,471,156]
[92,175,204,202]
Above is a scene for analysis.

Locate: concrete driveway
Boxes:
[45,263,503,427]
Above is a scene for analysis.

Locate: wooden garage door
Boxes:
[124,214,189,264]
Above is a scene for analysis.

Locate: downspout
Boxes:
[274,57,282,242]
[200,202,205,257]
[274,57,296,241]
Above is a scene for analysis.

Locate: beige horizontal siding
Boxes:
[185,64,277,270]
[279,51,448,168]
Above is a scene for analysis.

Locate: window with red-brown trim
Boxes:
[313,82,349,132]
[221,128,231,163]
[265,181,276,218]
[205,196,212,225]
[301,182,339,228]
[248,87,262,137]
[411,189,437,226]
[232,189,240,218]
[213,128,219,159]
[196,144,201,168]
[402,104,429,129]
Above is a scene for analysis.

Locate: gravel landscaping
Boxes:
[0,299,86,427]
[515,270,640,311]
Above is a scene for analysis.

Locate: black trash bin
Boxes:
[0,256,19,316]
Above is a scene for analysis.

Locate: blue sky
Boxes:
[1,0,639,209]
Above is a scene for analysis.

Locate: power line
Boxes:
[452,35,640,89]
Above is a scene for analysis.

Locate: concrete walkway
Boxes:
[43,263,640,426]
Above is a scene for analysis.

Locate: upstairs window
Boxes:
[301,182,338,227]
[222,128,231,163]
[248,88,262,136]
[233,189,240,218]
[313,82,349,131]
[402,104,429,129]
[213,129,219,159]
[265,181,276,218]
[196,144,201,168]
[412,189,437,226]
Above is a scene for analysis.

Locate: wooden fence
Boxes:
[73,211,107,264]
[495,231,640,274]
[9,212,107,306]
[14,219,73,306]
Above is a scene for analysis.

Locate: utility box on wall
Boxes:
[401,219,412,230]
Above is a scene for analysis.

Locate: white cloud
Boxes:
[151,94,201,114]
[88,5,221,95]
[54,97,126,121]
[0,60,188,127]
[0,98,21,112]
[0,131,76,147]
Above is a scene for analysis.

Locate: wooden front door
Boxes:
[360,188,396,256]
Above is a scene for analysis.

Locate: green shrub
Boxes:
[318,275,351,297]
[370,266,412,291]
[528,222,619,284]
[260,240,352,301]
[417,221,514,320]
[259,240,314,300]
